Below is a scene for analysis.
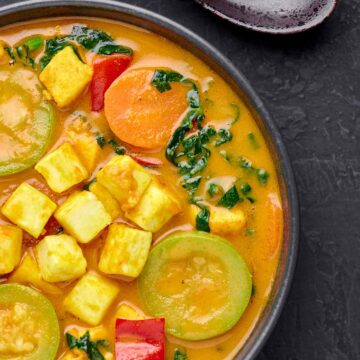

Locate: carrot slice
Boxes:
[265,193,283,258]
[104,68,188,149]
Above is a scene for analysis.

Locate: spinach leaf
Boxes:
[174,348,188,360]
[39,36,77,70]
[151,69,184,93]
[71,26,132,55]
[66,331,108,360]
[217,185,242,209]
[214,128,232,147]
[182,176,202,198]
[40,25,132,70]
[195,204,210,232]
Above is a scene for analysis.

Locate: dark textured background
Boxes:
[1,0,359,359]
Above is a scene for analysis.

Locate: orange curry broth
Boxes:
[0,18,283,360]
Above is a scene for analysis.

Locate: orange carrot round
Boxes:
[104,68,188,149]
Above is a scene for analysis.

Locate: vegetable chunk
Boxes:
[55,191,111,244]
[99,224,152,278]
[66,116,102,172]
[125,180,182,232]
[39,46,93,108]
[97,155,152,210]
[35,142,89,193]
[0,225,22,274]
[9,253,61,295]
[35,234,87,283]
[89,181,122,220]
[116,304,144,320]
[190,204,246,236]
[104,68,188,149]
[1,183,57,238]
[64,272,119,326]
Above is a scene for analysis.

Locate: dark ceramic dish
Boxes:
[0,1,299,359]
[195,0,337,34]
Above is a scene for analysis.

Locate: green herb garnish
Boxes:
[244,228,256,236]
[207,183,224,198]
[247,132,260,149]
[240,183,255,203]
[40,25,132,70]
[182,176,202,198]
[66,331,108,360]
[56,226,64,235]
[108,139,126,155]
[217,185,242,209]
[23,36,43,51]
[214,128,232,147]
[195,204,210,232]
[96,134,107,149]
[257,168,269,185]
[174,348,188,360]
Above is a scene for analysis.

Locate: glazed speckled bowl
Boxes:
[0,1,299,359]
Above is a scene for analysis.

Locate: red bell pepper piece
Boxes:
[115,318,165,360]
[91,54,132,112]
[131,155,163,168]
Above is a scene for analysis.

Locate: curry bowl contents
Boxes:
[0,18,283,360]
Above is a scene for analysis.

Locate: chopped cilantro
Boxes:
[66,331,108,360]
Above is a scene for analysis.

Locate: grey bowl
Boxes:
[0,1,299,359]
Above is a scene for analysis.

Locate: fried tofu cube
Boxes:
[115,304,144,320]
[55,191,111,244]
[35,142,89,193]
[97,155,152,211]
[125,180,182,232]
[9,253,61,295]
[190,205,247,236]
[66,116,101,172]
[0,225,22,274]
[35,234,87,282]
[64,272,119,326]
[39,46,93,108]
[89,182,122,220]
[99,224,151,278]
[1,183,57,238]
[0,44,5,61]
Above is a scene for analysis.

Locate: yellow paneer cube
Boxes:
[39,46,93,108]
[89,182,122,220]
[66,116,101,172]
[99,224,151,278]
[55,191,111,244]
[190,204,247,236]
[64,272,119,326]
[9,253,61,295]
[97,155,152,211]
[115,304,144,320]
[125,180,182,232]
[1,183,57,238]
[0,225,22,274]
[35,234,87,283]
[35,142,89,193]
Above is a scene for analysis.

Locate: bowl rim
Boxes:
[0,1,300,359]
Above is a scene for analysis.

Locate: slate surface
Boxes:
[1,0,359,359]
